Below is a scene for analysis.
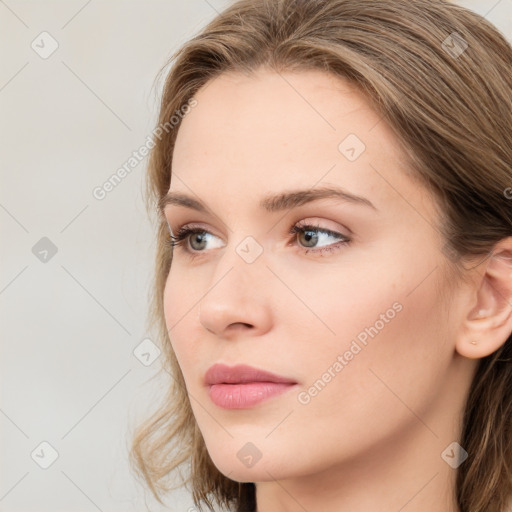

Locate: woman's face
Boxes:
[161,68,473,483]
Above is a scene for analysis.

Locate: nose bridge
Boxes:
[214,225,265,276]
[198,234,271,335]
[210,234,266,303]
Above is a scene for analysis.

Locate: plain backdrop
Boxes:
[1,1,510,511]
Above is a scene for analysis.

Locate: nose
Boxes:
[197,252,273,339]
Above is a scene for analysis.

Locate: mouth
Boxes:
[204,363,298,409]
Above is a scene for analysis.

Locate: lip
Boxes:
[204,364,298,409]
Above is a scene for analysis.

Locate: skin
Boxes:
[161,67,512,512]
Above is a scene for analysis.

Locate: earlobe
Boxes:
[455,238,512,360]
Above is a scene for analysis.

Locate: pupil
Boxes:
[191,233,206,250]
[301,230,318,248]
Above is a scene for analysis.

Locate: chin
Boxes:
[205,443,290,483]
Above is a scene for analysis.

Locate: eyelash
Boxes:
[165,222,351,258]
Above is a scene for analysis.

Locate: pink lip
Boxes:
[204,364,298,409]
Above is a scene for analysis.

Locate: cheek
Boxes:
[299,237,447,359]
[292,253,451,437]
[162,267,203,373]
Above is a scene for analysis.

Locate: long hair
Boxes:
[130,1,512,511]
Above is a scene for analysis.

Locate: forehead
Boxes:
[170,67,416,212]
[174,67,383,159]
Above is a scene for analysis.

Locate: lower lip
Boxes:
[208,382,296,409]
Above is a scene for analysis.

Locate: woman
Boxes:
[130,1,512,511]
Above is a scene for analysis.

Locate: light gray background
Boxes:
[1,1,510,511]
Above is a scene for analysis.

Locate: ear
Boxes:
[455,237,512,359]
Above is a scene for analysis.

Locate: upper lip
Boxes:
[204,363,297,386]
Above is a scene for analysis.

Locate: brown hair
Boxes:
[129,1,512,511]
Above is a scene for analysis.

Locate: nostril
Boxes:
[230,322,253,329]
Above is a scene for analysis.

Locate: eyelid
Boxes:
[292,218,350,238]
[170,223,226,248]
[168,221,218,239]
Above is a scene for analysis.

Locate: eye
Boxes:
[288,222,351,255]
[166,221,351,258]
[167,226,224,253]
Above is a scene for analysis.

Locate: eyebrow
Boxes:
[158,186,377,216]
